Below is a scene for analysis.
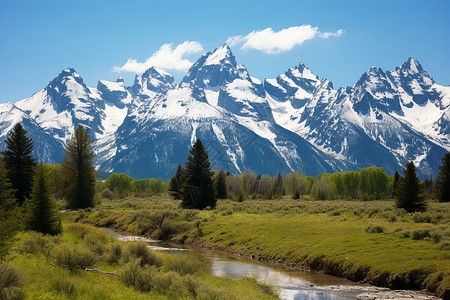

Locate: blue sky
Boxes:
[0,0,449,103]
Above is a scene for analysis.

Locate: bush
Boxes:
[164,255,203,275]
[53,244,97,271]
[438,241,450,250]
[51,277,77,296]
[106,243,123,264]
[122,242,162,267]
[19,232,59,256]
[0,286,25,300]
[118,262,154,292]
[365,225,384,233]
[0,264,26,300]
[411,229,431,240]
[102,188,114,200]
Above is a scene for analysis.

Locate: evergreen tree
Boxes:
[434,153,450,202]
[181,139,216,209]
[395,161,426,212]
[0,160,20,259]
[169,165,185,200]
[25,162,60,235]
[392,171,400,197]
[216,169,228,199]
[1,123,37,205]
[272,173,283,200]
[61,125,96,209]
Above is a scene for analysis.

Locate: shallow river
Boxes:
[104,229,439,300]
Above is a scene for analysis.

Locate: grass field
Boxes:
[2,223,277,299]
[63,195,450,298]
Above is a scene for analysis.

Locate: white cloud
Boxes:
[319,29,345,38]
[226,25,344,54]
[114,41,204,73]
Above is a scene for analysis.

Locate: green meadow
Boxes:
[62,196,450,298]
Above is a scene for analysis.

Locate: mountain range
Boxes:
[0,44,448,179]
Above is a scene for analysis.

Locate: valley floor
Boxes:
[62,196,450,298]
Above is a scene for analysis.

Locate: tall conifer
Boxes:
[0,160,19,259]
[169,165,185,200]
[395,161,426,212]
[61,125,96,209]
[434,153,450,203]
[25,162,60,235]
[181,139,215,209]
[216,169,228,199]
[1,123,37,205]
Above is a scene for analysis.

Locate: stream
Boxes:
[104,229,439,300]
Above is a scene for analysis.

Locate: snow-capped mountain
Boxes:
[0,45,448,179]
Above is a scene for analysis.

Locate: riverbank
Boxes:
[64,196,450,298]
[2,224,278,299]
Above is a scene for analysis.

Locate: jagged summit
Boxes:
[0,47,448,179]
[181,44,243,88]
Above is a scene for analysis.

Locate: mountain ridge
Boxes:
[0,44,448,179]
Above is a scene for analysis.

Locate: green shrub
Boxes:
[122,242,162,267]
[53,244,97,271]
[365,225,384,233]
[19,232,59,256]
[106,243,123,264]
[411,229,431,240]
[0,264,26,300]
[51,277,77,296]
[102,188,114,200]
[0,286,25,300]
[118,262,154,292]
[164,255,203,275]
[196,284,227,300]
[438,241,450,250]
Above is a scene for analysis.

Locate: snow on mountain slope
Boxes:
[15,68,106,143]
[1,45,448,179]
[0,102,65,163]
[266,58,448,177]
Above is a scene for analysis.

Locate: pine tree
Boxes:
[392,171,400,197]
[169,164,185,200]
[181,139,216,209]
[61,125,96,209]
[395,161,426,212]
[1,123,37,205]
[272,173,283,200]
[434,153,450,203]
[0,160,20,259]
[25,162,60,235]
[216,169,228,199]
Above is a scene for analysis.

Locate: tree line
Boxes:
[169,141,450,213]
[0,124,96,260]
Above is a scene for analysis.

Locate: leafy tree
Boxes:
[169,165,185,200]
[434,153,450,202]
[215,169,228,199]
[61,125,96,209]
[181,139,216,209]
[1,123,37,205]
[105,173,135,196]
[25,162,60,235]
[395,161,426,212]
[312,173,335,200]
[272,173,283,200]
[332,172,346,199]
[342,171,360,199]
[0,160,20,260]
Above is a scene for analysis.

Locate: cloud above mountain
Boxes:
[114,41,203,73]
[226,25,344,54]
